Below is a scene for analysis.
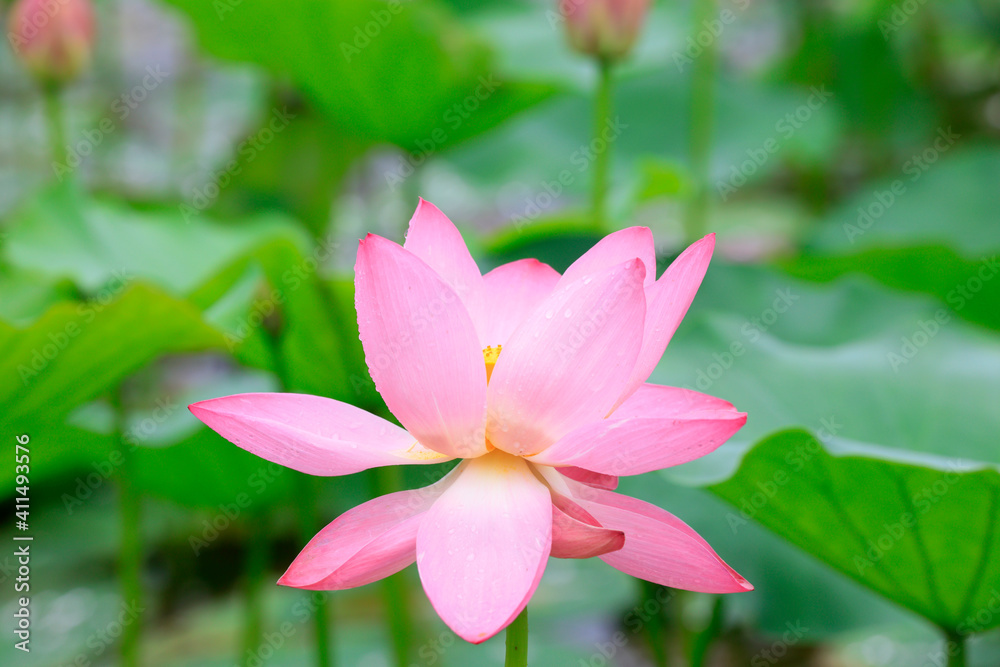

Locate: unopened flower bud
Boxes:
[559,0,650,62]
[8,0,96,84]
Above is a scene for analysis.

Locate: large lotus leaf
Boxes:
[707,430,1000,634]
[807,147,1000,256]
[161,0,553,150]
[785,148,1000,332]
[0,265,77,324]
[1,283,225,425]
[2,182,310,298]
[644,264,1000,635]
[654,264,1000,467]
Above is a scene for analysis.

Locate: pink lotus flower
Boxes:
[190,200,751,643]
[8,0,95,83]
[560,0,650,62]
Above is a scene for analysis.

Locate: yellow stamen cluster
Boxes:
[483,345,502,384]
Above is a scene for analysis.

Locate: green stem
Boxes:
[119,445,143,667]
[946,631,967,667]
[373,467,414,666]
[687,0,720,242]
[504,606,529,667]
[591,57,615,231]
[299,475,333,667]
[43,83,67,172]
[641,580,669,667]
[240,520,268,667]
[381,572,413,667]
[688,595,724,667]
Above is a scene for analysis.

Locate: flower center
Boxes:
[483,345,501,384]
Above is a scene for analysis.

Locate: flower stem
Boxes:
[591,56,615,231]
[118,445,143,667]
[43,83,67,172]
[240,520,268,667]
[504,606,529,667]
[687,0,720,242]
[299,475,333,667]
[689,595,724,667]
[946,631,967,667]
[640,580,669,666]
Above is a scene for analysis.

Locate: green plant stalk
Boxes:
[504,606,529,667]
[373,466,414,666]
[641,580,669,667]
[240,520,269,667]
[118,446,143,667]
[43,83,67,170]
[299,474,333,667]
[946,631,967,667]
[687,0,720,243]
[591,57,615,231]
[688,595,724,667]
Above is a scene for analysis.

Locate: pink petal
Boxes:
[614,234,715,409]
[416,453,552,643]
[278,471,456,590]
[189,393,450,476]
[487,259,646,456]
[551,494,625,559]
[613,382,737,419]
[403,198,488,342]
[571,484,752,593]
[529,383,746,475]
[481,258,561,347]
[558,227,657,288]
[558,466,619,490]
[355,234,489,459]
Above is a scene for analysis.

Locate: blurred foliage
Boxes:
[2,0,1000,664]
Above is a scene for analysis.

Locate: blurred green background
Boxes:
[2,0,999,665]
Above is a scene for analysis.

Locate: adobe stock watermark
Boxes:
[672,0,752,72]
[685,288,798,393]
[507,115,629,231]
[61,395,181,514]
[843,126,959,243]
[7,0,76,54]
[348,280,478,399]
[51,65,171,180]
[554,265,645,362]
[223,234,340,350]
[189,462,286,555]
[17,270,133,386]
[717,86,833,201]
[725,416,842,534]
[853,462,964,575]
[886,255,999,372]
[237,591,330,667]
[878,0,930,39]
[70,600,145,665]
[578,586,678,667]
[750,620,809,667]
[906,589,1000,666]
[339,0,406,62]
[179,106,296,222]
[384,75,502,191]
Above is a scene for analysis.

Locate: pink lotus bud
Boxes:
[7,0,96,84]
[559,0,650,62]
